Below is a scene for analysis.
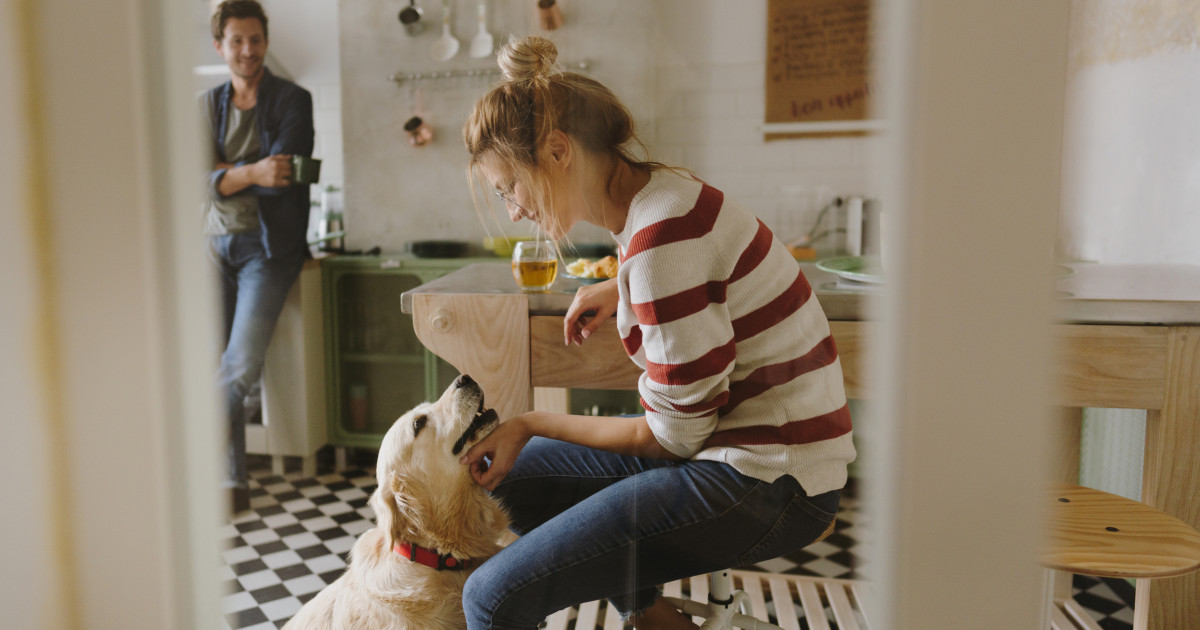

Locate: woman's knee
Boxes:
[461,571,489,627]
[463,561,514,628]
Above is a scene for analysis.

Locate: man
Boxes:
[203,0,314,513]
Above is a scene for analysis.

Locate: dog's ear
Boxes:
[372,470,416,550]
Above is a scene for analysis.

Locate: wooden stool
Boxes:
[546,484,1200,629]
[544,520,881,630]
[1042,483,1200,630]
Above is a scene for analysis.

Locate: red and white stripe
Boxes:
[613,170,856,493]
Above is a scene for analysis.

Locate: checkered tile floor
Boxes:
[220,454,1135,629]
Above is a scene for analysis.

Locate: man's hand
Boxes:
[214,154,294,197]
[252,154,293,188]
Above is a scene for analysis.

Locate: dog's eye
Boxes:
[412,414,427,437]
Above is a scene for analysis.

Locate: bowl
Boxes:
[483,236,532,257]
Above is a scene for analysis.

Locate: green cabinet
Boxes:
[321,256,494,448]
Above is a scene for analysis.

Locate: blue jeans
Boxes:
[208,232,304,489]
[462,438,840,630]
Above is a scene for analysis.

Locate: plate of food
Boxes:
[816,255,886,284]
[563,255,619,284]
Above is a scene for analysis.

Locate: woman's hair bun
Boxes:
[497,35,559,82]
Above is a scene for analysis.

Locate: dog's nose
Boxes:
[455,374,476,389]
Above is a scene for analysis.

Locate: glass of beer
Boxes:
[511,240,558,292]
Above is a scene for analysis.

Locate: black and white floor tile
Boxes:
[220,454,1134,630]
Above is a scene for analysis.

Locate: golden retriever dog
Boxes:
[284,374,509,630]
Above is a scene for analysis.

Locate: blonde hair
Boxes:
[464,36,666,239]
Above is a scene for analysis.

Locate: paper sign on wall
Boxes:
[765,0,876,139]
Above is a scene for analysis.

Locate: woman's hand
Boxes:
[563,278,619,346]
[459,414,533,491]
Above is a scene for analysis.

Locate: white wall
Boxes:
[1060,0,1200,502]
[334,0,876,252]
[652,1,880,247]
[1060,0,1200,264]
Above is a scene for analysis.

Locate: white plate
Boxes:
[816,256,886,284]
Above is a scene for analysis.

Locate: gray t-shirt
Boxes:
[205,105,262,235]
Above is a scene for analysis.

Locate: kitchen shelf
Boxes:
[389,60,591,84]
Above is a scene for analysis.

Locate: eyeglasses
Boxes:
[494,184,527,212]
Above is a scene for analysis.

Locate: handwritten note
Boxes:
[766,0,874,137]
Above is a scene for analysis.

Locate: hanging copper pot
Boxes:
[536,0,563,31]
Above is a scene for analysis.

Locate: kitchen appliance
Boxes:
[316,186,344,252]
[842,196,881,257]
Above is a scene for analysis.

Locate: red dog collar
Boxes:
[394,542,471,571]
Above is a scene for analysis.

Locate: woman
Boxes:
[458,36,856,630]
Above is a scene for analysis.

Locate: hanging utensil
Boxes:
[535,0,563,31]
[468,0,494,58]
[398,0,424,36]
[430,0,460,61]
[404,87,434,147]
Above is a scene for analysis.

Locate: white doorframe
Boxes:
[867,1,1067,628]
[1,0,221,627]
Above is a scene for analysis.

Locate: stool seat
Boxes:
[1043,483,1200,579]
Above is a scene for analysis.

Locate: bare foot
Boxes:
[630,597,699,630]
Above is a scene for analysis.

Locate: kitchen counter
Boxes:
[401,260,1200,628]
[399,261,1200,325]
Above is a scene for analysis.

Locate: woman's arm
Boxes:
[459,411,682,490]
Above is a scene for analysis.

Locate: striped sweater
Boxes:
[613,169,856,494]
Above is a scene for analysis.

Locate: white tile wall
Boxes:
[329,0,880,253]
[649,1,880,251]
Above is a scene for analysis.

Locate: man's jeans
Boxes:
[463,437,840,630]
[209,232,304,490]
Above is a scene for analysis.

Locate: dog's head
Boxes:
[370,374,506,559]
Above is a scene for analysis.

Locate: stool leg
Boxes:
[709,570,734,607]
[1132,577,1151,630]
[1041,566,1070,624]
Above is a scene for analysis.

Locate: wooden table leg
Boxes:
[411,293,532,421]
[1138,326,1200,629]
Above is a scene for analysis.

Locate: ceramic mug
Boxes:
[290,155,322,184]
